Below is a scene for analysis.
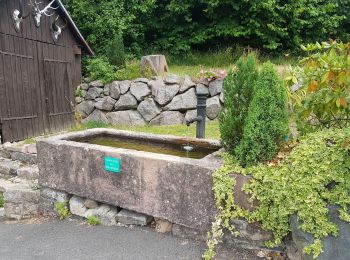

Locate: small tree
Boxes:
[236,62,289,166]
[104,33,126,68]
[219,53,259,154]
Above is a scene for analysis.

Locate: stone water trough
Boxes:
[37,128,222,231]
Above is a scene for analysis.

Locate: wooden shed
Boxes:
[0,0,93,143]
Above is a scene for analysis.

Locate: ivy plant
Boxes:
[205,127,350,259]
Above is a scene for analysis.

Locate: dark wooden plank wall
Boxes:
[0,0,82,142]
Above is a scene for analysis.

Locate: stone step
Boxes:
[0,177,39,220]
[0,148,11,159]
[17,165,39,180]
[10,152,37,165]
[0,158,22,176]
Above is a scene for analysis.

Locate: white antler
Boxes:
[51,15,67,42]
[33,0,59,27]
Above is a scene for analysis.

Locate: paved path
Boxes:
[0,218,260,260]
[0,218,205,260]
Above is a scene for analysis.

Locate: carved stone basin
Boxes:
[37,128,222,230]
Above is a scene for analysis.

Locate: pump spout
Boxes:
[186,116,203,126]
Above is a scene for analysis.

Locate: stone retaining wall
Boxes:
[0,143,39,220]
[75,75,224,125]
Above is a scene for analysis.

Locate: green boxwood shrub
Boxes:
[236,62,289,166]
[219,53,259,153]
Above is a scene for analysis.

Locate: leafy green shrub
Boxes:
[75,88,83,98]
[54,201,70,220]
[219,53,259,153]
[206,127,350,259]
[104,34,126,68]
[236,62,288,166]
[85,57,116,84]
[296,41,350,133]
[115,60,143,80]
[86,215,101,226]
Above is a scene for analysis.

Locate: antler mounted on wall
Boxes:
[12,0,31,32]
[32,0,59,27]
[50,15,67,43]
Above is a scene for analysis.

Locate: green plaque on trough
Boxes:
[104,157,121,173]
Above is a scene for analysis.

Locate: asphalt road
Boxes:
[0,218,261,260]
[0,218,204,260]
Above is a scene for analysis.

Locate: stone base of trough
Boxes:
[39,187,274,251]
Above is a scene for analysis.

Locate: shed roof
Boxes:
[56,0,94,56]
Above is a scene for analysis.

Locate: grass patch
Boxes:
[0,193,4,208]
[166,48,298,78]
[22,138,36,145]
[71,120,220,140]
[86,215,101,226]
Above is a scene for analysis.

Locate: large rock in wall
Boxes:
[76,74,225,126]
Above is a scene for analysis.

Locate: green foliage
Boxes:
[207,127,350,259]
[75,88,83,98]
[86,215,101,226]
[105,34,126,68]
[63,0,155,57]
[64,0,348,56]
[296,41,350,133]
[219,53,259,153]
[0,193,4,208]
[141,0,346,54]
[85,58,143,84]
[114,60,143,81]
[284,66,307,112]
[236,62,289,166]
[203,153,246,260]
[85,57,117,84]
[54,201,70,220]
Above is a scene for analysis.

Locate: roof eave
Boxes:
[56,0,94,56]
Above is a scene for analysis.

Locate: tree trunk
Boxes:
[141,55,169,76]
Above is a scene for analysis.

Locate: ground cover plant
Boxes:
[205,127,350,259]
[54,201,70,220]
[206,42,350,259]
[86,215,101,226]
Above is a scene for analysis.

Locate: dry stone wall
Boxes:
[75,75,224,126]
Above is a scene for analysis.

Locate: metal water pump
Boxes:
[185,86,209,139]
